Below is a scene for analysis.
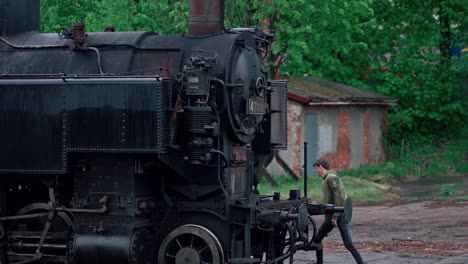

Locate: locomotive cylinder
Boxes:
[74,235,130,264]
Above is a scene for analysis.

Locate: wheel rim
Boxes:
[158,224,224,264]
[12,203,74,232]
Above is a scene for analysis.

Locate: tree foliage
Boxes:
[259,0,374,84]
[39,0,467,144]
[363,0,467,144]
[40,0,189,33]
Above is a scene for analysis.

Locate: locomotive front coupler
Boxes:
[307,202,344,216]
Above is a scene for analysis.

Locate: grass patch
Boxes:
[339,138,467,181]
[437,184,456,197]
[386,138,468,178]
[257,174,398,203]
[455,159,468,174]
[257,175,323,201]
[341,177,399,202]
[258,137,467,203]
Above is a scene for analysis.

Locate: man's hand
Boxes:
[332,219,338,226]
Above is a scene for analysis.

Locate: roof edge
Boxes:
[308,101,396,106]
[287,93,309,103]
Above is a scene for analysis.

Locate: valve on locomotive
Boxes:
[180,49,220,164]
[59,21,87,49]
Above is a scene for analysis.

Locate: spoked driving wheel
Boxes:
[6,203,74,263]
[158,224,224,264]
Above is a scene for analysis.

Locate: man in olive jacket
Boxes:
[313,159,364,264]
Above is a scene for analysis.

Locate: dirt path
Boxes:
[291,176,468,263]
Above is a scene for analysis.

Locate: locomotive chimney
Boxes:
[188,0,225,35]
[0,0,40,36]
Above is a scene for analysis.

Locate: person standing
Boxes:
[312,159,364,264]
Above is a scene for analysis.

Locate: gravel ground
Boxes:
[283,199,468,263]
[300,200,468,264]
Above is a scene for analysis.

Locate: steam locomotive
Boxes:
[0,0,344,263]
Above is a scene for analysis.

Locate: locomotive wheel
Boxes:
[4,203,73,263]
[11,203,74,232]
[158,224,224,264]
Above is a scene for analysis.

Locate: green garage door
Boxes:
[306,113,318,176]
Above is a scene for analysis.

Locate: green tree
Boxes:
[40,0,188,33]
[40,0,95,32]
[39,0,467,144]
[250,0,374,82]
[364,0,467,144]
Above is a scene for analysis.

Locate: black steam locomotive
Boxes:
[0,0,343,263]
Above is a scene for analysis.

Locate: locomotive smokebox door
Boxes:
[223,33,271,143]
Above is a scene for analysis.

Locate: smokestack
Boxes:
[188,0,224,35]
[0,0,40,36]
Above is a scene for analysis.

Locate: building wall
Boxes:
[369,106,387,164]
[319,108,350,169]
[268,101,388,176]
[267,100,304,176]
[349,108,365,168]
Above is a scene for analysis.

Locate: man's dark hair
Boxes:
[313,159,330,170]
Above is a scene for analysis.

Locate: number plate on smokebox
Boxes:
[247,98,267,115]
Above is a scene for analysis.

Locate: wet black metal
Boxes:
[304,142,308,197]
[307,203,344,215]
[0,1,349,264]
[0,81,64,173]
[253,80,288,153]
[0,0,40,36]
[0,77,170,173]
[74,235,131,264]
[344,197,353,224]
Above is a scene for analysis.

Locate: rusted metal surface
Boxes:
[188,0,224,35]
[72,21,86,44]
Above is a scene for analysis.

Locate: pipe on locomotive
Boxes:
[188,0,225,35]
[304,142,308,197]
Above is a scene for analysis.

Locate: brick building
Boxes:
[268,76,396,176]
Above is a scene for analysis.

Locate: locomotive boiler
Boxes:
[0,0,344,263]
